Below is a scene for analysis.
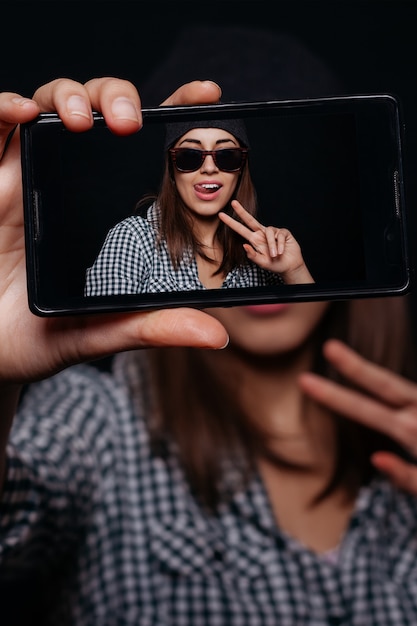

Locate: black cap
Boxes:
[164,117,250,150]
[140,27,344,107]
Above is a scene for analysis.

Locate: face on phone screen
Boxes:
[21,96,409,316]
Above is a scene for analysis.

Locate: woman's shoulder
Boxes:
[20,359,124,409]
[13,352,151,459]
[353,475,417,542]
[109,203,160,238]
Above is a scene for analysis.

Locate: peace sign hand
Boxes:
[299,339,417,495]
[219,200,314,284]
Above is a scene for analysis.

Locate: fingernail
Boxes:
[11,97,35,107]
[218,335,230,350]
[66,95,91,120]
[201,79,220,88]
[201,80,222,97]
[111,97,139,122]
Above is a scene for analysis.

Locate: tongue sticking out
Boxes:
[195,184,220,194]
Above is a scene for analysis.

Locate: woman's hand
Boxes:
[0,78,228,386]
[299,339,417,495]
[219,200,314,284]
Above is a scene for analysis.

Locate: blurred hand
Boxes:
[299,339,417,495]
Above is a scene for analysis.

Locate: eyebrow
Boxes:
[178,137,238,147]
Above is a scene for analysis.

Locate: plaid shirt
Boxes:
[85,204,282,296]
[2,351,417,625]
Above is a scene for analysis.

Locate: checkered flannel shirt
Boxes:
[2,350,417,625]
[85,204,283,296]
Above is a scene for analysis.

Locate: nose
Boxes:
[201,153,218,173]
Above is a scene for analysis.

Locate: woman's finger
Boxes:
[264,226,278,258]
[276,230,287,256]
[1,307,230,384]
[0,92,40,128]
[33,79,98,130]
[299,371,397,435]
[0,93,40,158]
[218,211,253,240]
[161,80,221,107]
[77,307,230,354]
[33,77,142,135]
[84,77,143,135]
[231,200,263,231]
[323,339,417,406]
[298,370,417,454]
[371,451,417,494]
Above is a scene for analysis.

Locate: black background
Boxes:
[2,0,417,308]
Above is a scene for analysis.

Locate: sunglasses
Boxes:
[169,148,248,173]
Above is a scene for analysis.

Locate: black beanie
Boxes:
[164,117,250,150]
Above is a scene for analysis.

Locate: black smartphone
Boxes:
[20,94,410,316]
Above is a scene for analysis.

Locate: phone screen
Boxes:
[21,95,410,316]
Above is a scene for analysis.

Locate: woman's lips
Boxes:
[241,303,290,316]
[194,182,222,201]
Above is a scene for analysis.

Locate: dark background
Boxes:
[2,0,417,307]
[3,0,415,188]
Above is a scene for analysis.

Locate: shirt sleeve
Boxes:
[84,216,153,296]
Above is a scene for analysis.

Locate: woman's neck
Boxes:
[216,345,355,552]
[208,342,337,469]
[193,218,225,288]
[192,215,219,248]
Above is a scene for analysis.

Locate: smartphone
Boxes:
[20,94,410,316]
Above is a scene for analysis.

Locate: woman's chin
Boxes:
[209,301,331,357]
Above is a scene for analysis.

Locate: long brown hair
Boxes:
[144,296,417,510]
[136,154,257,276]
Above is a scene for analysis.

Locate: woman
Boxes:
[1,78,417,625]
[85,117,313,296]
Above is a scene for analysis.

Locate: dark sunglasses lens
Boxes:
[215,149,244,171]
[173,148,245,172]
[174,149,203,172]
